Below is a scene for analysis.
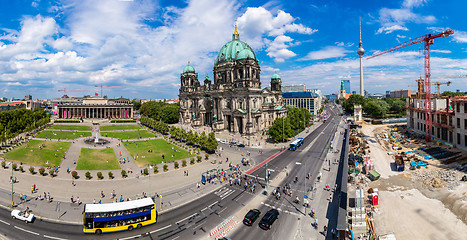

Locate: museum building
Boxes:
[57,97,133,119]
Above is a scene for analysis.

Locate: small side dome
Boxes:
[183,62,195,73]
[271,72,281,81]
[237,48,255,60]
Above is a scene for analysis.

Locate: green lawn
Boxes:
[36,130,92,139]
[50,125,91,131]
[124,139,190,166]
[76,148,121,170]
[100,125,142,131]
[101,130,154,139]
[3,140,71,167]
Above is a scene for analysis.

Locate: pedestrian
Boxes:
[101,191,105,198]
[197,182,200,188]
[329,193,332,202]
[71,195,74,203]
[77,197,80,205]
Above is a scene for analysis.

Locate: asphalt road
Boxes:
[0,107,341,240]
[229,106,342,240]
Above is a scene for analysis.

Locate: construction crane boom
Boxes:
[57,88,87,96]
[367,29,454,142]
[94,84,123,98]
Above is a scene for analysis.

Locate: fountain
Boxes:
[84,135,109,145]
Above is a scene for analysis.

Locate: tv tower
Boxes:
[357,17,365,96]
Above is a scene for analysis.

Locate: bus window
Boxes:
[85,218,93,229]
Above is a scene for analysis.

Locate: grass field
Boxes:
[35,130,92,139]
[101,130,154,139]
[3,140,71,167]
[50,125,91,131]
[124,139,190,166]
[100,125,142,131]
[76,148,121,170]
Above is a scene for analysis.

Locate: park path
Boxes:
[56,140,82,178]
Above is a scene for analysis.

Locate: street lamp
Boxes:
[296,161,307,215]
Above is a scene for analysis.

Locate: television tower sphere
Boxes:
[357,42,365,56]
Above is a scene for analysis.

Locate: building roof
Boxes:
[451,96,467,102]
[215,24,257,65]
[283,91,318,98]
[183,62,195,73]
[271,73,281,80]
[0,102,24,107]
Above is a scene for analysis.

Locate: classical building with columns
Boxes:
[179,23,286,134]
[57,97,133,119]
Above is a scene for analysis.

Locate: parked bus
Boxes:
[289,138,304,151]
[83,198,157,234]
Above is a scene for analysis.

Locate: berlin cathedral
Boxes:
[179,22,286,134]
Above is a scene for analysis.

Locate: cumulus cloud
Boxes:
[301,46,349,61]
[377,25,409,34]
[453,30,467,43]
[377,1,435,34]
[402,0,428,9]
[237,7,316,62]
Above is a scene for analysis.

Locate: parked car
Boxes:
[243,209,261,226]
[237,143,245,147]
[258,209,279,230]
[11,209,34,223]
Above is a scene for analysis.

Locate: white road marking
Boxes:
[0,219,10,225]
[176,213,198,224]
[208,201,218,208]
[149,224,172,234]
[118,235,138,240]
[43,235,68,240]
[14,226,39,235]
[219,189,235,200]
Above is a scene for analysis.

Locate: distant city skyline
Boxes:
[0,0,466,99]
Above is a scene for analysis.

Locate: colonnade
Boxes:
[58,107,133,119]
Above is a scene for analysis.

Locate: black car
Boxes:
[243,209,261,226]
[237,143,245,147]
[258,209,279,230]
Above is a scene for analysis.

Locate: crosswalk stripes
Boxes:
[214,187,236,200]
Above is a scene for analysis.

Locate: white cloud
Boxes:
[376,1,435,35]
[377,25,409,34]
[453,30,467,43]
[301,46,349,61]
[237,7,316,62]
[402,0,428,9]
[431,50,452,54]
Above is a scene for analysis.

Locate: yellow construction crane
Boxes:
[433,81,451,98]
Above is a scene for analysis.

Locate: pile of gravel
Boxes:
[410,169,461,189]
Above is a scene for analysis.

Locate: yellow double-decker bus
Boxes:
[83,198,157,234]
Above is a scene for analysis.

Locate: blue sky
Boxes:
[0,0,466,99]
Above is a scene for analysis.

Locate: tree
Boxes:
[205,132,218,152]
[389,99,406,113]
[442,91,464,97]
[132,100,142,111]
[341,94,365,114]
[268,117,294,142]
[198,131,208,148]
[364,101,385,118]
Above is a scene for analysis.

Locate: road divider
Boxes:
[210,215,233,237]
[246,149,287,175]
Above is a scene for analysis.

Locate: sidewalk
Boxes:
[299,115,345,239]
[0,119,322,226]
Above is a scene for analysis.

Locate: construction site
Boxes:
[344,28,467,240]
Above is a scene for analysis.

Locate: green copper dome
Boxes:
[271,73,281,80]
[215,23,257,65]
[183,62,195,73]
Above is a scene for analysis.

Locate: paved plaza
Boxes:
[0,120,320,225]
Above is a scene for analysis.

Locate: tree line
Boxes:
[139,101,179,124]
[341,94,406,119]
[268,106,313,142]
[169,127,218,153]
[0,109,50,144]
[140,116,169,135]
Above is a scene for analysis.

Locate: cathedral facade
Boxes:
[179,23,286,134]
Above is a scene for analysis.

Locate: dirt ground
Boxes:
[361,123,467,240]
